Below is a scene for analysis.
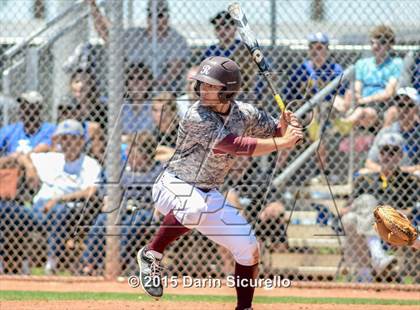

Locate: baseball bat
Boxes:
[228,2,286,112]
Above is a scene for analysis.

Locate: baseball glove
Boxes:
[373,205,418,246]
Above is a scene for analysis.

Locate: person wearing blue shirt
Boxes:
[281,33,347,180]
[412,54,420,93]
[0,91,55,156]
[282,32,346,104]
[343,25,403,129]
[201,10,241,61]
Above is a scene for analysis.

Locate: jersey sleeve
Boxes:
[38,123,56,147]
[81,157,102,188]
[0,125,10,155]
[242,104,278,138]
[388,58,403,81]
[30,152,59,184]
[355,58,365,82]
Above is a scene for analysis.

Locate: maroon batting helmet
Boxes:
[192,56,241,102]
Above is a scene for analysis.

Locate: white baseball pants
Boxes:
[152,171,260,266]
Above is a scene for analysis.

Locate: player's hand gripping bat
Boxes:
[228,3,313,130]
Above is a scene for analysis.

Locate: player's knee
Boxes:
[233,235,260,266]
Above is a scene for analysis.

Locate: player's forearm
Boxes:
[251,137,294,156]
[359,80,397,104]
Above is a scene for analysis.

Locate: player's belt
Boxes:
[196,187,212,193]
[169,173,213,193]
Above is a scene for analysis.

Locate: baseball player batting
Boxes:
[137,56,303,310]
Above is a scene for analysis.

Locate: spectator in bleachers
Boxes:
[57,97,105,162]
[0,91,55,156]
[81,131,162,275]
[67,68,108,129]
[151,92,179,162]
[364,87,419,175]
[257,201,288,253]
[0,119,102,274]
[340,25,402,130]
[281,32,347,183]
[87,0,190,92]
[59,67,107,161]
[341,132,418,282]
[282,32,346,105]
[36,119,101,274]
[176,66,199,118]
[121,63,156,135]
[202,10,241,61]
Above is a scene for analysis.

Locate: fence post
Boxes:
[105,0,124,280]
[25,47,39,92]
[348,73,355,187]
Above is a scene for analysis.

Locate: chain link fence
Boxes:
[0,0,419,286]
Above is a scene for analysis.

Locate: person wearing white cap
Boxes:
[383,86,419,127]
[365,87,419,175]
[33,119,102,274]
[0,91,56,156]
[0,119,102,274]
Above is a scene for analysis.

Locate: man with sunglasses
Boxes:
[202,11,240,61]
[341,132,418,282]
[87,0,190,92]
[341,25,403,130]
[365,87,419,175]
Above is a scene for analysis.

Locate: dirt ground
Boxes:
[2,300,420,310]
[1,279,419,310]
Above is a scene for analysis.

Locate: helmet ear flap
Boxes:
[194,81,201,98]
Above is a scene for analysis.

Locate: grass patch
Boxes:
[30,267,72,277]
[0,291,419,306]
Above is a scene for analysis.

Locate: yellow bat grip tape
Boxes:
[274,94,286,112]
